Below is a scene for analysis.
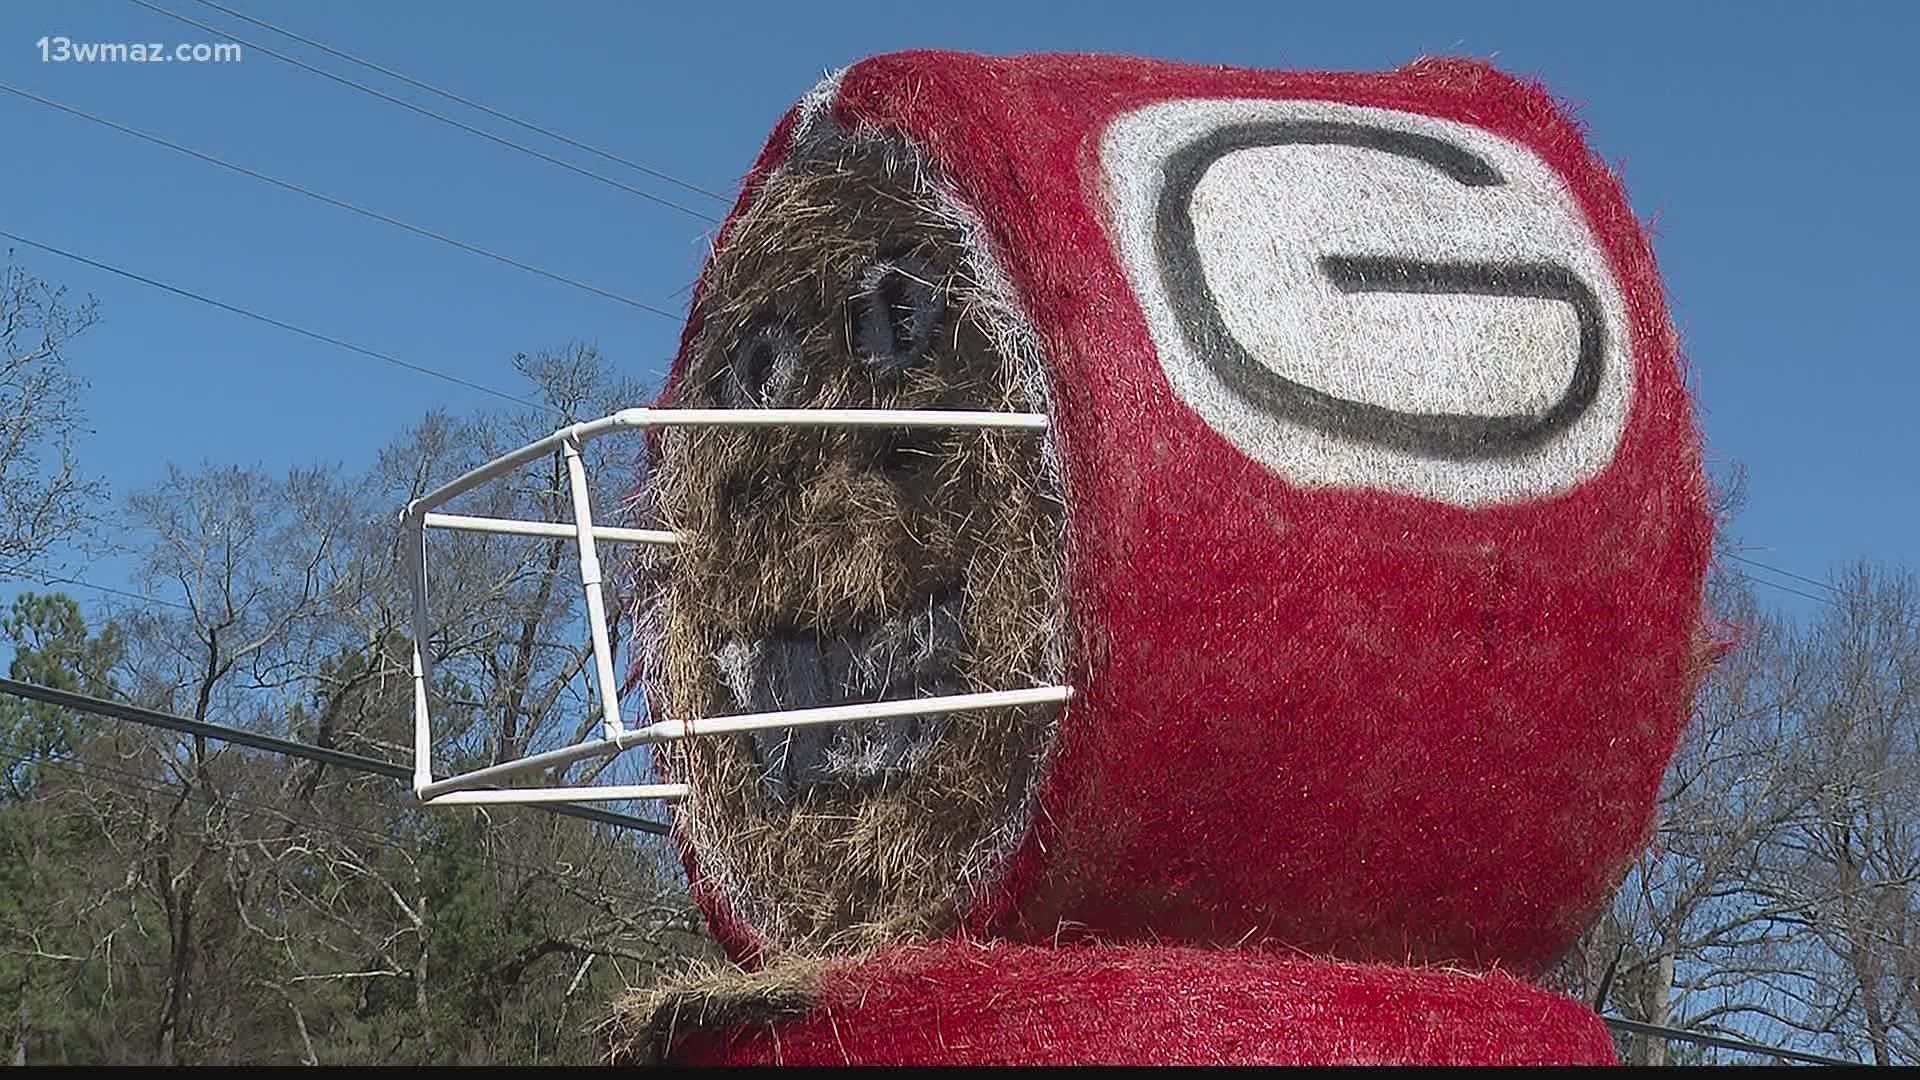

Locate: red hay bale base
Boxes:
[664,941,1618,1065]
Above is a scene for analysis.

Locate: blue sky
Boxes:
[3,0,1915,621]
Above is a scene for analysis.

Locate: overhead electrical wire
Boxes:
[0,568,196,612]
[1600,1015,1863,1067]
[1729,570,1835,607]
[187,0,731,204]
[0,677,669,835]
[0,747,685,910]
[1725,552,1841,596]
[0,228,559,415]
[0,83,682,321]
[125,0,722,225]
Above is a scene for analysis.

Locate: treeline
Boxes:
[0,262,718,1063]
[1,261,1914,1064]
[1553,544,1919,1063]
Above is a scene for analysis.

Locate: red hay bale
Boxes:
[658,941,1619,1066]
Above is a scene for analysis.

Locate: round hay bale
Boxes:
[610,941,1619,1066]
[632,51,1713,975]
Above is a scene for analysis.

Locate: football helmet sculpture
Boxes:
[407,50,1713,1066]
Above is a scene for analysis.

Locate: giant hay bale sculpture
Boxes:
[613,50,1713,1065]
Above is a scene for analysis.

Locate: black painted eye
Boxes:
[849,253,947,377]
[725,317,804,408]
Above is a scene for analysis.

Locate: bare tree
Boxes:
[0,259,103,576]
[112,462,355,1061]
[73,347,701,1062]
[1563,556,1920,1066]
[1753,564,1919,1065]
[1,347,716,1062]
[1606,571,1822,1062]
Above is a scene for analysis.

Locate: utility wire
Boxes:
[1729,570,1835,607]
[1729,564,1920,639]
[0,677,669,835]
[188,0,730,204]
[1,83,681,322]
[126,0,720,225]
[0,569,195,613]
[2,676,413,781]
[1601,1015,1863,1067]
[0,747,685,910]
[0,228,558,415]
[1726,552,1840,596]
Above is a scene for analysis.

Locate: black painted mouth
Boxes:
[717,590,966,806]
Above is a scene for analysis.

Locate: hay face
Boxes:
[635,124,1067,958]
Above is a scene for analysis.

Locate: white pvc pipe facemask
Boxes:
[403,407,1072,810]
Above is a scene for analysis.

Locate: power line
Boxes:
[1730,570,1835,607]
[1726,552,1839,596]
[1,83,681,322]
[1601,1015,1863,1067]
[0,569,196,612]
[0,677,669,835]
[0,747,684,911]
[1730,565,1920,640]
[188,0,730,205]
[0,228,558,415]
[3,675,406,781]
[126,0,721,225]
